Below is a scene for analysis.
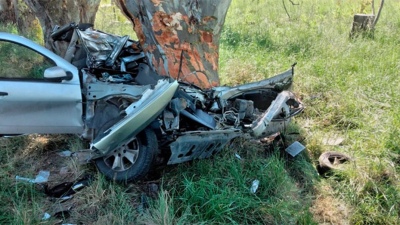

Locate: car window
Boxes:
[0,40,56,79]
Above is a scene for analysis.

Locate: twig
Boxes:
[282,0,291,20]
[282,0,299,20]
[372,0,384,29]
[372,0,375,15]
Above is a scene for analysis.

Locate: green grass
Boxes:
[165,148,317,224]
[218,0,400,224]
[1,0,400,224]
[95,0,137,38]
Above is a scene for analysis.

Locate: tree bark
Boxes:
[115,0,232,89]
[15,0,40,37]
[0,1,39,37]
[0,0,17,24]
[23,0,101,52]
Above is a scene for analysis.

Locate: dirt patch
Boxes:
[8,134,159,224]
[310,185,352,225]
[12,135,84,184]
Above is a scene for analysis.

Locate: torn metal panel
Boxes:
[180,109,216,129]
[92,79,179,155]
[285,141,306,157]
[251,91,303,138]
[77,28,120,61]
[163,97,188,131]
[168,130,241,164]
[84,81,151,100]
[212,68,294,108]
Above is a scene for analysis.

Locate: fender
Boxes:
[92,79,179,155]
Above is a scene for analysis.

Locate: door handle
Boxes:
[0,92,8,96]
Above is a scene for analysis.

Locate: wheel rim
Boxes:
[103,138,139,172]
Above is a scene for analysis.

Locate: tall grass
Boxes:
[218,0,400,224]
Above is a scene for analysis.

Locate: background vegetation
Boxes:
[1,0,399,224]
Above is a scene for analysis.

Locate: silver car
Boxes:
[0,29,303,182]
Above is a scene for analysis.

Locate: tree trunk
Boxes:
[0,1,39,37]
[23,0,101,52]
[0,0,17,25]
[15,0,40,37]
[350,14,375,38]
[115,0,232,89]
[350,0,384,38]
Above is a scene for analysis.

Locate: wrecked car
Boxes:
[0,23,304,182]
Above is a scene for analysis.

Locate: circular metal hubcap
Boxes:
[104,139,139,171]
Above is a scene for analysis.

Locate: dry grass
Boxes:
[310,183,352,224]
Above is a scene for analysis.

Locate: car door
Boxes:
[0,33,83,134]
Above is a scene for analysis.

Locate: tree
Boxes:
[23,0,101,53]
[0,0,17,25]
[0,1,40,38]
[115,0,232,88]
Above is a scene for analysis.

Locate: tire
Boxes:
[95,128,158,183]
[317,151,351,175]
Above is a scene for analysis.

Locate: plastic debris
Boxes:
[16,170,50,184]
[234,153,242,160]
[250,179,260,193]
[34,171,50,183]
[285,141,306,157]
[15,176,35,183]
[60,195,74,202]
[58,150,73,157]
[72,181,86,192]
[42,212,51,220]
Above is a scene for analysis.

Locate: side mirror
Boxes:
[44,66,73,82]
